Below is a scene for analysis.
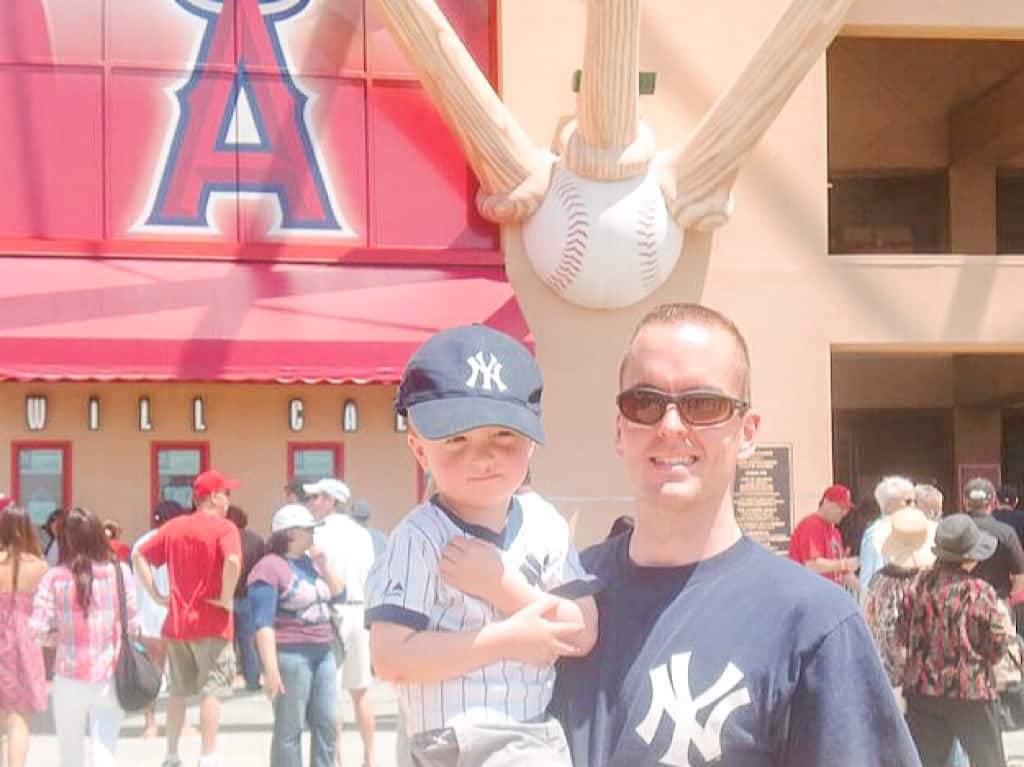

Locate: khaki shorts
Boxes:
[166,637,235,698]
[337,604,373,691]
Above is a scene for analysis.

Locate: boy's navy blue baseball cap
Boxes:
[396,325,545,444]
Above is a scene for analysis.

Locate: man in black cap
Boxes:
[962,477,1024,601]
[900,514,1010,766]
[994,483,1024,545]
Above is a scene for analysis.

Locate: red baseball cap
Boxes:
[193,470,241,498]
[820,484,854,510]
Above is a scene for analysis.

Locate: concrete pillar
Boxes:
[949,166,996,255]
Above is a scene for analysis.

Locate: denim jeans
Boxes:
[272,643,337,767]
[234,595,261,689]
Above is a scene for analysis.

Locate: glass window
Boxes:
[14,443,69,531]
[154,444,207,510]
[828,173,950,254]
[290,444,341,485]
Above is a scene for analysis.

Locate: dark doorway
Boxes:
[833,409,955,505]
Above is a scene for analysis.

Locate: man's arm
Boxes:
[802,556,859,576]
[782,613,920,766]
[132,551,168,607]
[209,555,241,610]
[370,596,584,684]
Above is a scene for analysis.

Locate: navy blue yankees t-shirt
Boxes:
[549,534,920,766]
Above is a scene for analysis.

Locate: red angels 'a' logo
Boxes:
[141,0,353,237]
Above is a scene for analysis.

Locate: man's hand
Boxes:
[498,597,585,668]
[262,669,285,701]
[843,556,860,573]
[441,537,506,603]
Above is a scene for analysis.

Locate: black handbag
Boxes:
[112,562,163,712]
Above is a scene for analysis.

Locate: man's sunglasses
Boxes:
[617,387,749,427]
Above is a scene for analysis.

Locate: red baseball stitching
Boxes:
[545,172,589,293]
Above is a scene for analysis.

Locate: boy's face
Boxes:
[408,425,534,515]
[615,321,759,515]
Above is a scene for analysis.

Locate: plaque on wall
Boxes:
[733,444,793,554]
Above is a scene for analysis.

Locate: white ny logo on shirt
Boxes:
[635,652,751,766]
[465,351,508,392]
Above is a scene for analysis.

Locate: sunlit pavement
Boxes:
[24,680,400,767]
[20,682,1024,766]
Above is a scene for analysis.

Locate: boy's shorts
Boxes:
[407,717,571,767]
[166,637,235,698]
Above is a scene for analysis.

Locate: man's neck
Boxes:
[197,504,224,516]
[628,495,742,567]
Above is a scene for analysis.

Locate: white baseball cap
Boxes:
[302,478,351,505]
[271,503,321,533]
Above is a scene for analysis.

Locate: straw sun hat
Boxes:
[881,506,936,570]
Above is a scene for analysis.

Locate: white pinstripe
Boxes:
[365,494,588,736]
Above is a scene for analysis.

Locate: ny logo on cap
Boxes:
[465,351,508,392]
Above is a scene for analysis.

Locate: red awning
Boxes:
[0,257,531,383]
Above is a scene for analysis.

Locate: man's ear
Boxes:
[736,408,761,461]
[407,432,430,472]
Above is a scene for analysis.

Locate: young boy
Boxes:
[365,325,600,766]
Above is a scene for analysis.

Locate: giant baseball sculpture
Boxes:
[368,0,855,309]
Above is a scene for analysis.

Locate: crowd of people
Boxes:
[789,474,1024,765]
[6,302,1022,766]
[0,471,386,767]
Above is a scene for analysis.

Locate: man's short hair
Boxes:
[873,475,915,515]
[914,484,944,520]
[618,303,751,398]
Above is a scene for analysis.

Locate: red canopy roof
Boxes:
[0,257,531,383]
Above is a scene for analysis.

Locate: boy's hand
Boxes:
[499,596,585,668]
[441,537,506,602]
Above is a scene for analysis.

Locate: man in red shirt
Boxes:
[789,484,859,588]
[135,470,243,767]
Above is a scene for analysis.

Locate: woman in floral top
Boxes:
[898,514,1010,767]
[864,506,935,689]
[29,507,138,767]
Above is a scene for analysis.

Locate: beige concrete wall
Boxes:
[832,355,955,409]
[498,0,1024,540]
[0,382,413,544]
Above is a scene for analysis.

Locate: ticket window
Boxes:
[152,443,209,512]
[13,442,71,537]
[288,443,343,486]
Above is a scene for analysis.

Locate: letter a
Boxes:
[146,0,350,234]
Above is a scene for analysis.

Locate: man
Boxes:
[915,483,944,522]
[227,505,265,691]
[284,478,309,506]
[304,478,377,767]
[788,484,858,588]
[994,483,1024,544]
[135,470,243,767]
[962,477,1024,601]
[859,475,917,600]
[549,303,918,766]
[350,498,386,563]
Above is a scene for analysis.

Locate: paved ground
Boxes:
[21,681,401,767]
[17,683,1024,766]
